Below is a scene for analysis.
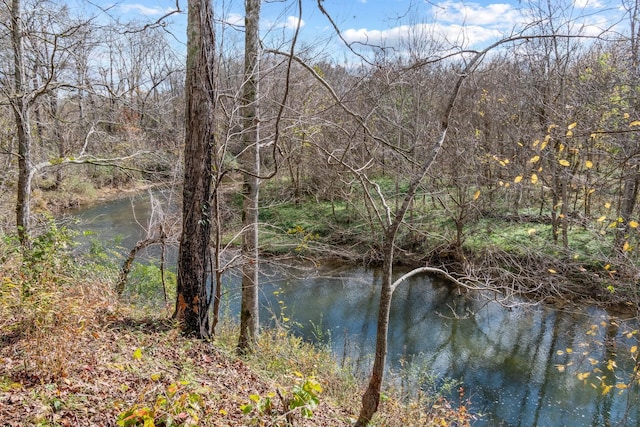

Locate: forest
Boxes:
[3,0,640,425]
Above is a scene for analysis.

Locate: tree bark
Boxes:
[615,162,640,254]
[11,0,32,247]
[356,236,394,426]
[174,0,216,339]
[238,0,261,353]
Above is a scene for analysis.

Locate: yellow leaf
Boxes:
[630,120,640,127]
[605,202,611,209]
[577,372,590,380]
[133,347,143,361]
[585,160,593,168]
[631,346,638,353]
[541,138,549,150]
[566,130,574,137]
[531,174,538,184]
[568,122,577,130]
[556,364,565,372]
[629,220,639,228]
[603,385,613,395]
[597,216,607,222]
[219,409,228,415]
[514,176,523,183]
[503,159,510,164]
[559,159,570,166]
[616,383,629,389]
[533,139,540,148]
[549,269,557,274]
[548,124,558,132]
[566,348,573,354]
[150,373,161,381]
[530,155,540,163]
[528,228,537,235]
[473,190,481,200]
[623,241,631,251]
[558,143,565,152]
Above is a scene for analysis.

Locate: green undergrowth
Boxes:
[252,181,640,302]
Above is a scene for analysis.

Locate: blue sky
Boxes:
[104,0,628,58]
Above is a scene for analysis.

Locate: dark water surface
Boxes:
[68,194,640,426]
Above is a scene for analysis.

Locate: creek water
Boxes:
[67,193,640,426]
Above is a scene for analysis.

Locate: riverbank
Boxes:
[0,240,473,426]
[42,179,640,311]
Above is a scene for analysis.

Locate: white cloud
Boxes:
[339,1,524,53]
[337,0,625,61]
[278,15,306,30]
[225,13,244,27]
[118,3,171,17]
[573,0,605,8]
[342,22,501,51]
[433,1,523,28]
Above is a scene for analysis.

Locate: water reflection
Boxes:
[69,196,640,426]
[229,263,640,426]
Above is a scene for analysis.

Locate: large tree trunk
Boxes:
[237,0,261,353]
[11,0,32,247]
[174,0,216,339]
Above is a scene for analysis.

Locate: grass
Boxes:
[0,225,473,426]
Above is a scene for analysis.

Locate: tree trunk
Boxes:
[615,162,640,254]
[174,0,216,339]
[355,236,394,426]
[237,0,261,354]
[11,0,32,247]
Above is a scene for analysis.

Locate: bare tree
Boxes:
[237,0,261,353]
[9,0,32,246]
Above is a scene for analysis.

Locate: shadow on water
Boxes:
[68,194,640,426]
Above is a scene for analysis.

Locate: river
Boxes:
[68,193,640,426]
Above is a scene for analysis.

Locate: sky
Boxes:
[102,0,629,60]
